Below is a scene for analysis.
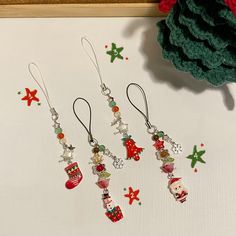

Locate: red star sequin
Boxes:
[124,187,140,205]
[153,140,164,150]
[21,88,39,106]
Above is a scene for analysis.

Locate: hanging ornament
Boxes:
[65,162,83,189]
[27,63,83,190]
[103,192,123,222]
[81,37,144,161]
[168,178,188,203]
[73,97,123,222]
[123,136,143,161]
[126,83,188,203]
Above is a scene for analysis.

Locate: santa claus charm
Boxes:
[168,178,188,203]
[152,130,187,203]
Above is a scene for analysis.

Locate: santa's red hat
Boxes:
[168,177,181,186]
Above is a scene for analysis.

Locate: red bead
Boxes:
[57,133,64,139]
[96,164,105,172]
[112,106,119,112]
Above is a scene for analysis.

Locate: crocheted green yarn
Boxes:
[157,0,236,86]
[178,0,233,50]
[157,20,236,86]
[167,4,236,68]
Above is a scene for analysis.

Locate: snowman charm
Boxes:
[102,192,123,222]
[168,178,188,203]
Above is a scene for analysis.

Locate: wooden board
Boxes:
[0,0,165,17]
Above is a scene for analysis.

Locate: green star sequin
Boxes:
[106,43,124,63]
[187,145,206,168]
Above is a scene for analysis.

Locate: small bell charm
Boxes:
[123,137,144,161]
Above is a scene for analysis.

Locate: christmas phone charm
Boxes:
[126,83,188,203]
[73,97,124,222]
[28,63,83,189]
[81,37,144,161]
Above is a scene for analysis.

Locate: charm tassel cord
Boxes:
[126,83,188,203]
[81,37,144,161]
[28,63,83,189]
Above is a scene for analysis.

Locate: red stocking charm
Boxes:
[124,137,144,161]
[65,162,83,189]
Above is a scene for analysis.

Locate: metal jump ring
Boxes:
[147,125,157,134]
[89,137,98,147]
[101,87,111,96]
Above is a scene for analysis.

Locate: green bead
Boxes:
[163,157,174,164]
[109,101,116,107]
[55,127,62,134]
[157,131,164,138]
[99,145,105,152]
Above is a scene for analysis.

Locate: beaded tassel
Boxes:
[51,108,83,189]
[28,62,83,191]
[90,144,123,222]
[152,130,188,203]
[80,38,143,162]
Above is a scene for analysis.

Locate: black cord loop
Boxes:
[72,97,94,143]
[126,83,152,129]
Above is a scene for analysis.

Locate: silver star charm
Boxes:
[68,144,75,151]
[114,121,128,134]
[59,148,74,163]
[111,117,121,126]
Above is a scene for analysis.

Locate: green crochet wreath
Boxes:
[157,0,236,86]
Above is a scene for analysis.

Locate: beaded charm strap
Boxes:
[126,83,188,203]
[91,143,123,222]
[81,37,144,161]
[73,97,123,222]
[28,63,83,190]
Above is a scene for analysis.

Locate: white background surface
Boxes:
[0,17,236,236]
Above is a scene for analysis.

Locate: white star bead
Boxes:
[111,117,121,126]
[59,148,74,163]
[114,121,128,134]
